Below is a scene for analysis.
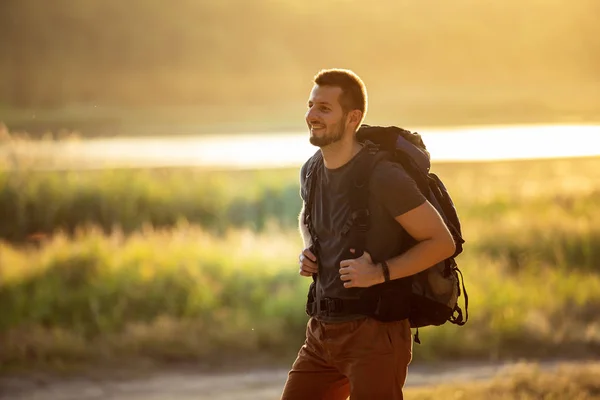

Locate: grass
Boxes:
[2,129,600,247]
[0,164,302,243]
[2,154,600,273]
[1,134,600,371]
[1,224,600,371]
[0,226,309,371]
[405,362,600,399]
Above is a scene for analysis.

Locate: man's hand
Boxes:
[299,248,318,277]
[339,249,383,288]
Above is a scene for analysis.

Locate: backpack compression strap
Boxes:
[449,266,469,326]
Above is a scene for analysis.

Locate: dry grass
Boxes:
[406,362,600,399]
[1,224,600,371]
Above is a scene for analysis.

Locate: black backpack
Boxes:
[303,124,468,343]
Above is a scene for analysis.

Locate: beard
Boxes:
[309,117,347,148]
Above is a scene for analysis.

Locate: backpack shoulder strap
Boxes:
[345,142,387,256]
[303,150,323,228]
[303,150,323,281]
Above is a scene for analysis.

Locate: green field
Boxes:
[1,150,600,372]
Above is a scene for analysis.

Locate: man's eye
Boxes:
[320,107,329,112]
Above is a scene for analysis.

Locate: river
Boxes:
[2,124,600,170]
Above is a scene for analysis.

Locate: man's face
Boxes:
[305,85,348,148]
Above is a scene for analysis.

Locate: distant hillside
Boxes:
[1,0,599,130]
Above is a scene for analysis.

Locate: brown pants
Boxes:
[280,316,413,400]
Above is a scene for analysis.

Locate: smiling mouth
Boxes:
[310,124,325,133]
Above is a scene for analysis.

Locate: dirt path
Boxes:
[2,359,595,400]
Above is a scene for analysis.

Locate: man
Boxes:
[279,69,456,400]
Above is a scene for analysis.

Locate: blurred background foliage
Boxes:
[1,0,599,135]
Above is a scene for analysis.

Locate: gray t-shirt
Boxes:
[300,144,426,322]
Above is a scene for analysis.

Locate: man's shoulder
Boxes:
[369,153,417,189]
[301,151,322,176]
[368,151,427,215]
[370,153,403,177]
[300,150,323,190]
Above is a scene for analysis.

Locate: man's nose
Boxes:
[306,107,318,121]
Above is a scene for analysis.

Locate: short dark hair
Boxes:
[313,68,368,118]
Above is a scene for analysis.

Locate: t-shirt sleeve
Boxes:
[370,160,427,218]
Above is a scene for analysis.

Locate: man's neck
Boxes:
[320,135,363,170]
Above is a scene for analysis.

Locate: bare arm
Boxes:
[298,202,312,248]
[385,200,455,280]
[298,202,318,277]
[339,162,456,288]
[338,200,456,288]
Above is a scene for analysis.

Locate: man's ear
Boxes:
[347,109,363,128]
